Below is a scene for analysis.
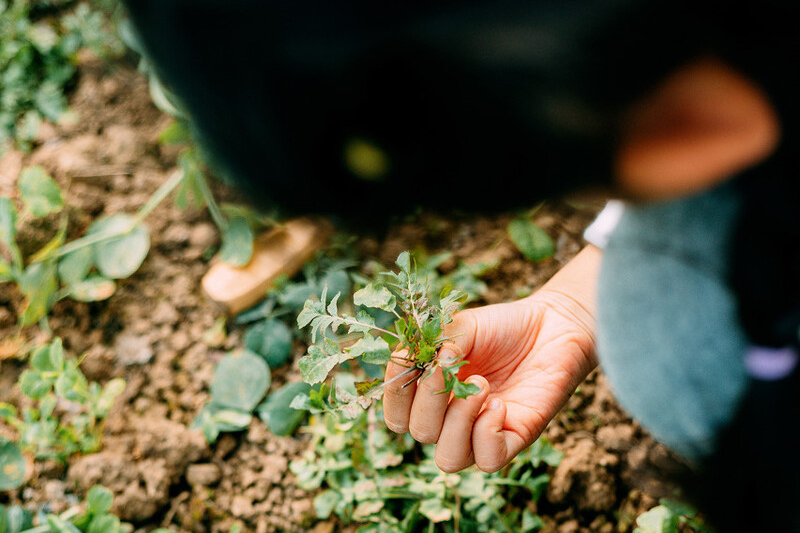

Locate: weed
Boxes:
[290,401,562,532]
[634,498,712,533]
[0,0,122,151]
[0,338,124,467]
[294,251,480,417]
[0,166,184,327]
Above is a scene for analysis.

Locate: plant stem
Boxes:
[54,169,185,259]
[193,166,228,231]
[134,168,184,223]
[341,316,402,340]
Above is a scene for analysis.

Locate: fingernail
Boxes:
[465,376,484,390]
[487,398,502,410]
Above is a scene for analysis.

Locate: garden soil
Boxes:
[0,58,687,532]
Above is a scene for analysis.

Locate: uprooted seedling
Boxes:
[294,251,480,417]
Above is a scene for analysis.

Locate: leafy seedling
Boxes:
[0,167,188,326]
[634,498,712,533]
[192,350,270,443]
[0,338,125,463]
[295,251,479,418]
[0,484,133,533]
[507,216,555,262]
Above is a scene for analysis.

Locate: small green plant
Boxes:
[290,400,562,533]
[634,498,712,533]
[0,485,133,533]
[0,0,123,150]
[192,349,271,443]
[0,338,125,466]
[0,166,186,327]
[294,251,479,417]
[507,205,555,262]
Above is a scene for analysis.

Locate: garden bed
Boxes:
[1,57,684,533]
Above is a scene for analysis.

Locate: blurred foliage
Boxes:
[0,0,124,151]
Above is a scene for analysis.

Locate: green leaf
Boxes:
[353,284,396,312]
[69,275,116,302]
[18,166,64,217]
[507,218,555,262]
[0,258,12,282]
[46,514,82,533]
[210,406,252,430]
[88,214,150,279]
[0,402,18,420]
[94,378,125,418]
[17,261,58,326]
[298,345,339,385]
[313,490,341,519]
[19,370,52,399]
[451,378,481,399]
[87,515,120,533]
[243,318,293,368]
[158,120,191,145]
[634,505,679,533]
[0,438,26,490]
[528,438,563,468]
[209,350,270,412]
[256,382,311,436]
[31,338,65,373]
[0,197,18,247]
[86,485,114,514]
[347,336,391,365]
[522,510,545,532]
[419,499,452,523]
[395,252,411,274]
[57,246,94,286]
[219,216,253,267]
[54,363,89,402]
[0,506,33,533]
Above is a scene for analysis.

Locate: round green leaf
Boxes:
[257,382,311,436]
[19,370,52,399]
[0,438,26,490]
[219,216,253,267]
[508,218,555,262]
[18,166,64,217]
[69,276,116,302]
[86,485,114,515]
[88,214,150,279]
[243,318,293,368]
[57,246,94,286]
[87,515,120,533]
[30,338,64,373]
[209,350,270,412]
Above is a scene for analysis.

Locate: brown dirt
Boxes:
[0,58,686,532]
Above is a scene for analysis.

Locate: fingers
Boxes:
[383,352,417,433]
[409,367,449,443]
[434,375,490,473]
[472,399,528,473]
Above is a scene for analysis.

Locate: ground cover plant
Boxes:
[0,0,123,151]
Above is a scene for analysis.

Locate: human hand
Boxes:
[383,247,601,473]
